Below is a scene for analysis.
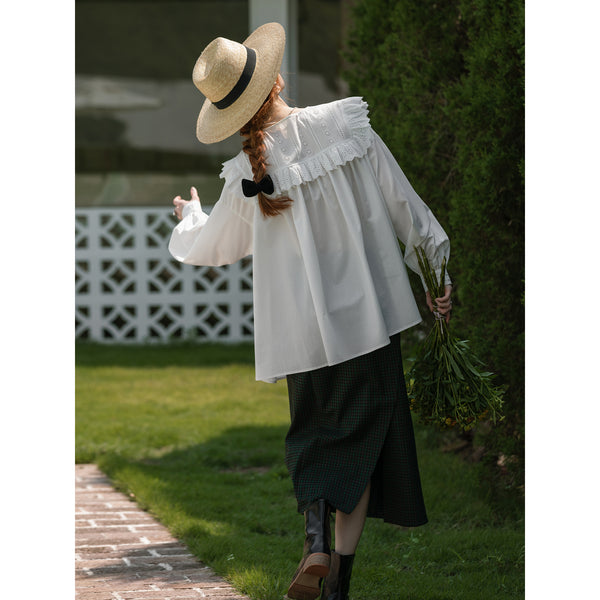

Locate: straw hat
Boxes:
[192,22,286,144]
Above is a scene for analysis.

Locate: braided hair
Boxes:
[240,86,293,218]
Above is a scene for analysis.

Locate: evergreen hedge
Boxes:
[344,0,524,513]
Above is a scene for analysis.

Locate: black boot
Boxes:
[286,499,332,600]
[320,551,355,600]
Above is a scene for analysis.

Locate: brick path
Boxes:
[75,464,251,600]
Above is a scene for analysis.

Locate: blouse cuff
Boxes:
[182,199,202,219]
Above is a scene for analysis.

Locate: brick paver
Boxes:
[76,464,251,600]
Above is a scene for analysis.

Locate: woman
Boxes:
[169,23,452,600]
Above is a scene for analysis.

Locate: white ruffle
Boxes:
[219,152,250,181]
[270,132,374,193]
[270,97,373,193]
[218,97,374,195]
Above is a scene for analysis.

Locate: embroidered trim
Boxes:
[270,133,373,193]
[219,97,374,196]
[269,97,373,193]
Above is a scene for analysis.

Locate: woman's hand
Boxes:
[426,284,453,324]
[172,186,199,220]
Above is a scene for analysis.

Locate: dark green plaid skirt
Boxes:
[285,333,428,527]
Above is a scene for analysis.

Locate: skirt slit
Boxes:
[284,333,428,528]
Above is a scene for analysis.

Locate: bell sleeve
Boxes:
[369,132,452,292]
[168,180,254,267]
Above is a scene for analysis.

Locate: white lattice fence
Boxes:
[75,207,254,342]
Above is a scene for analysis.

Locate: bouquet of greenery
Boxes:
[406,247,505,431]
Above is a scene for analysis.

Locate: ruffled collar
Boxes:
[220,97,373,195]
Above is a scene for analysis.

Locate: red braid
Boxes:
[240,87,293,218]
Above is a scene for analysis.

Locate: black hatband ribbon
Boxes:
[213,46,257,110]
[242,174,274,197]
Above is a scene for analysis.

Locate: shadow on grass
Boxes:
[96,423,299,600]
[76,341,255,368]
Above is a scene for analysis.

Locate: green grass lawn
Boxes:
[76,342,524,600]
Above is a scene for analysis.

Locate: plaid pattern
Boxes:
[285,334,428,527]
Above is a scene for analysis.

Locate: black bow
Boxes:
[241,174,274,197]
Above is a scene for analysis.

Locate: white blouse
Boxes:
[169,97,451,383]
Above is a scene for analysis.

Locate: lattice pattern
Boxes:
[75,207,254,342]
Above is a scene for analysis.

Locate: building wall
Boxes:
[76,0,348,208]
